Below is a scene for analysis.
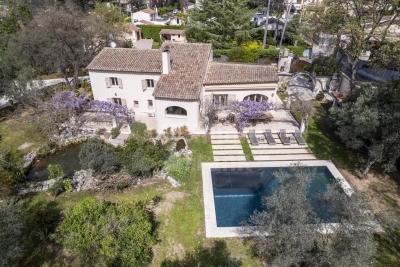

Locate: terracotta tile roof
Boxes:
[204,62,279,85]
[159,29,185,35]
[139,20,154,25]
[123,23,141,32]
[154,43,212,100]
[141,8,157,14]
[87,48,162,73]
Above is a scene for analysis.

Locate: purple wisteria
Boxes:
[51,91,135,125]
[230,100,274,132]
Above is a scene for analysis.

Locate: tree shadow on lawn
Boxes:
[160,240,242,267]
[304,101,366,173]
[19,193,75,266]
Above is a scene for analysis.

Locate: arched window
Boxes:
[166,106,187,116]
[243,94,268,102]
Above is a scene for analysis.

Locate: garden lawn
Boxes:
[19,136,263,266]
[240,137,254,161]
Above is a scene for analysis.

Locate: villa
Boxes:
[87,42,280,134]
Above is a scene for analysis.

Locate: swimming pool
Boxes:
[202,161,354,238]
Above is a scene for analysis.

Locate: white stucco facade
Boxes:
[154,98,200,133]
[203,83,278,103]
[89,70,161,114]
[131,10,156,23]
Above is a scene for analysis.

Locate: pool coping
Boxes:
[201,160,355,238]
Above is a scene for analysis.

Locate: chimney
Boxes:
[162,49,171,75]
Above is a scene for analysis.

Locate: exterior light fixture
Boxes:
[114,93,117,96]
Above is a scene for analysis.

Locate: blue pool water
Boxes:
[212,166,341,227]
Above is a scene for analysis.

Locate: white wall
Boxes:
[131,11,152,22]
[89,70,161,114]
[154,98,200,133]
[203,82,278,104]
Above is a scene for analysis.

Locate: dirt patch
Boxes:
[153,191,187,215]
[339,168,400,213]
[166,239,186,260]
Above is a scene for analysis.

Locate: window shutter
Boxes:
[105,78,111,88]
[153,80,157,88]
[118,78,123,89]
[107,98,112,103]
[228,95,236,102]
[121,99,127,107]
[142,80,148,90]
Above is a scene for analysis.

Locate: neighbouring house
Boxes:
[87,43,279,133]
[259,18,285,30]
[131,8,170,25]
[159,29,186,42]
[123,23,141,43]
[113,0,131,15]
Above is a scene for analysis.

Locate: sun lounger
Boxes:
[263,129,276,145]
[248,129,259,146]
[294,130,306,145]
[278,129,291,145]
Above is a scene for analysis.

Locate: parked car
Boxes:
[173,9,179,14]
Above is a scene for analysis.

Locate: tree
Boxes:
[91,2,122,25]
[290,98,315,133]
[200,98,221,133]
[57,197,156,266]
[11,8,121,87]
[0,202,25,266]
[243,164,377,266]
[185,0,253,49]
[330,80,400,176]
[79,138,120,173]
[130,0,147,11]
[0,146,24,199]
[120,136,168,177]
[304,55,342,77]
[304,0,399,90]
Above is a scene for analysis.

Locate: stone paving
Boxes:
[210,134,246,162]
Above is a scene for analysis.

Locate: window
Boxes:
[146,79,155,87]
[178,34,180,38]
[166,106,187,116]
[148,100,153,108]
[213,94,228,106]
[134,100,139,107]
[113,98,122,105]
[244,94,268,102]
[111,77,118,86]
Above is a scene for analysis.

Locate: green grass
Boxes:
[152,41,161,49]
[240,137,254,161]
[303,101,366,172]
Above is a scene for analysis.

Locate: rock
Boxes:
[167,176,181,187]
[18,142,34,150]
[72,169,95,191]
[22,151,37,172]
[174,148,193,159]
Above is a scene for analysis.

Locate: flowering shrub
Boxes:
[230,100,274,132]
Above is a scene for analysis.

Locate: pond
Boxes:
[27,143,84,182]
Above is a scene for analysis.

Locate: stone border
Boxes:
[201,160,354,238]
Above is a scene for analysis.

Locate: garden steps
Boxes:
[213,150,244,155]
[212,145,243,150]
[251,148,313,155]
[210,134,240,140]
[213,155,247,162]
[253,154,317,161]
[211,139,241,145]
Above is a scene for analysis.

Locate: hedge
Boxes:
[287,45,310,57]
[137,25,184,43]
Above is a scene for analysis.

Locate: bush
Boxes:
[111,127,120,139]
[96,128,106,135]
[173,126,191,139]
[315,92,325,101]
[47,164,64,179]
[63,179,73,192]
[213,49,229,58]
[116,181,129,191]
[48,179,65,197]
[163,155,191,181]
[266,37,277,46]
[287,45,310,57]
[57,197,156,266]
[138,25,183,42]
[79,138,120,173]
[120,136,168,177]
[227,47,279,63]
[131,122,147,135]
[123,16,130,23]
